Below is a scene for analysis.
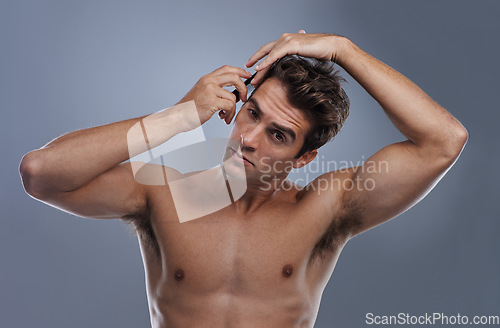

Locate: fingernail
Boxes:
[255,64,260,70]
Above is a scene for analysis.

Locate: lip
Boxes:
[230,147,254,166]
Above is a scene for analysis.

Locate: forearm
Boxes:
[337,37,468,156]
[20,101,199,194]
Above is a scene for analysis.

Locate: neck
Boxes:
[234,185,278,214]
[225,171,288,215]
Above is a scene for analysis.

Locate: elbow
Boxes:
[451,124,468,156]
[441,124,468,163]
[458,125,469,147]
[19,151,47,199]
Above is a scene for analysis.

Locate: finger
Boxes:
[251,64,274,86]
[216,87,238,102]
[215,89,237,121]
[254,43,291,72]
[225,98,238,124]
[298,29,306,34]
[216,98,236,124]
[216,97,234,114]
[245,40,277,68]
[214,73,249,102]
[211,65,253,79]
[225,105,238,124]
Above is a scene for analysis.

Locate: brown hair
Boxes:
[255,55,350,158]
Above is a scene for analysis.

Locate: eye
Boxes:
[273,131,285,142]
[248,108,258,119]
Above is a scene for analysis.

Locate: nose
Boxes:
[240,128,260,152]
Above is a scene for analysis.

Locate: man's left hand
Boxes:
[245,30,347,86]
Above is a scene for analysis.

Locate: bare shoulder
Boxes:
[278,168,361,260]
[120,162,184,257]
[296,166,357,207]
[118,161,187,221]
[295,166,362,237]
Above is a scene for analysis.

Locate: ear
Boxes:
[293,149,318,169]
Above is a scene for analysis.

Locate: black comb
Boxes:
[232,72,257,102]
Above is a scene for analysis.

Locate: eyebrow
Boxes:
[248,98,297,142]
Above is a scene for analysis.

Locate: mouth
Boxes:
[229,147,254,166]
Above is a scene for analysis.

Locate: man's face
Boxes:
[223,77,316,187]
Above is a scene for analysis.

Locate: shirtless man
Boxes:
[19,31,468,327]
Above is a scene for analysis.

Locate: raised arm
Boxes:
[333,38,467,236]
[19,107,183,219]
[19,66,252,219]
[246,31,468,237]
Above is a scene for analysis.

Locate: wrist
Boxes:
[162,100,201,133]
[331,35,356,67]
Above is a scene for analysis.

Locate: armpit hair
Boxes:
[121,205,161,261]
[310,195,362,261]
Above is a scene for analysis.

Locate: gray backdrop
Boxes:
[1,0,499,327]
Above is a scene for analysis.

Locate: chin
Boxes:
[222,156,247,180]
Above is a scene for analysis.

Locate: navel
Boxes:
[282,264,293,278]
[174,268,185,281]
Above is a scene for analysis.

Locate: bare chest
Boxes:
[143,198,344,296]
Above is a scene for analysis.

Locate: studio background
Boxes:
[1,0,498,327]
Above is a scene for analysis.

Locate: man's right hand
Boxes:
[178,65,253,125]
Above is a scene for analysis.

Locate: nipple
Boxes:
[282,264,293,278]
[174,269,185,281]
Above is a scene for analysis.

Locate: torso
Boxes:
[131,170,351,328]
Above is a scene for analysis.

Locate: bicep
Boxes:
[40,161,148,219]
[340,140,453,237]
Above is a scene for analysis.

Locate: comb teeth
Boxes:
[232,72,257,102]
